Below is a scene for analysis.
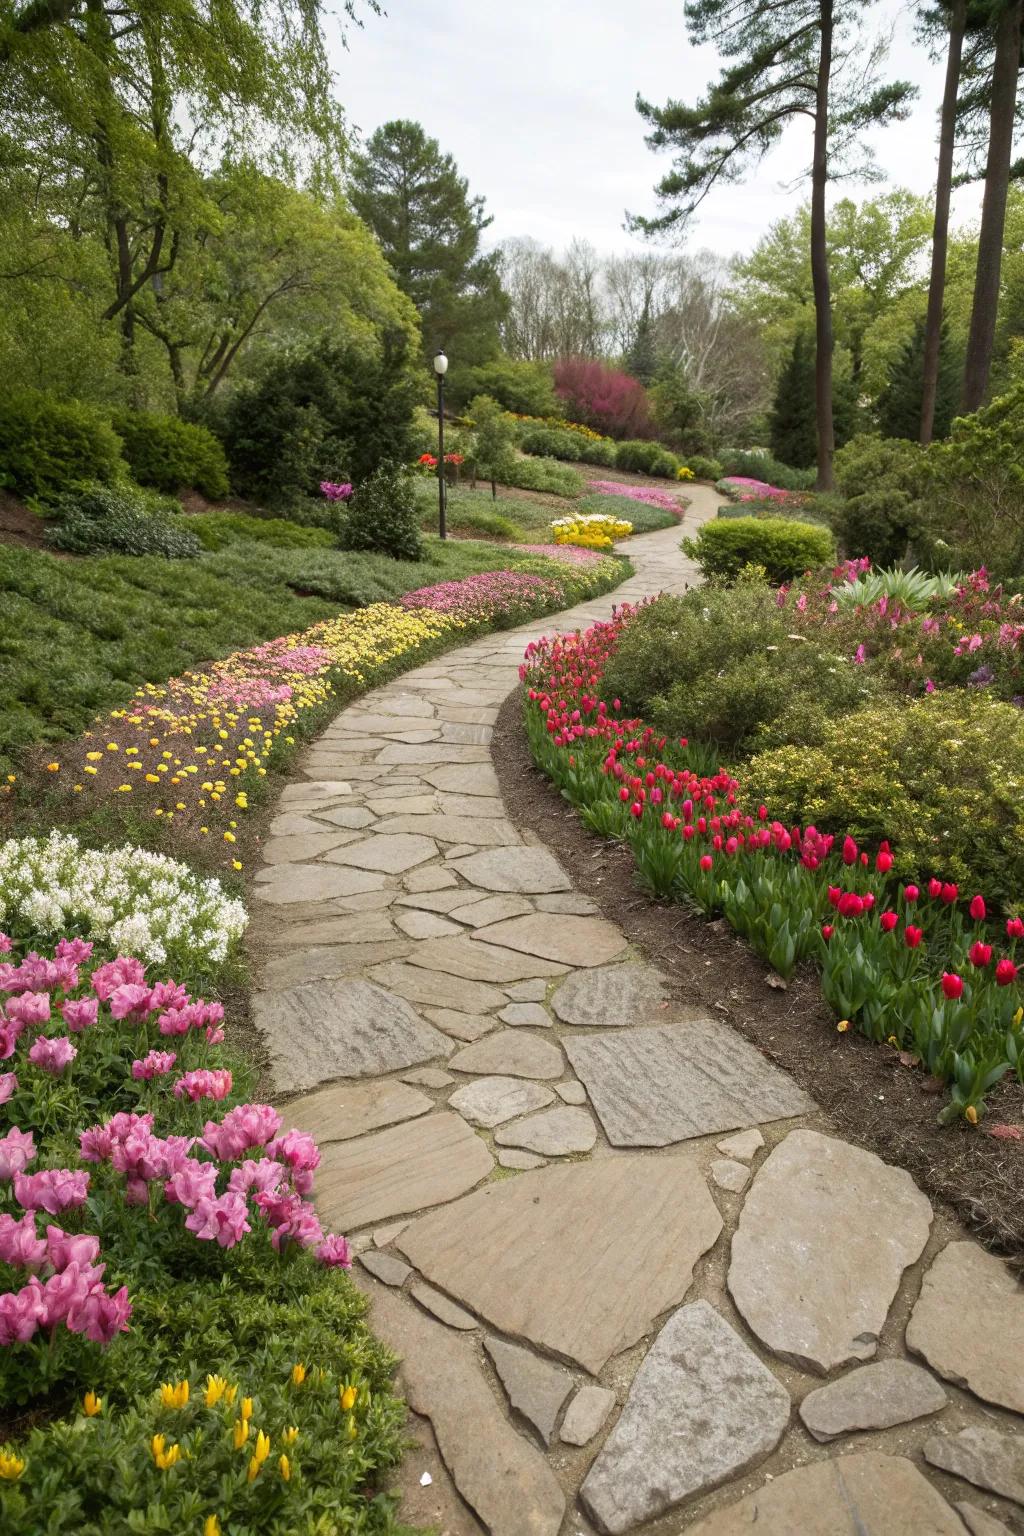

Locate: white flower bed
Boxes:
[0,832,247,965]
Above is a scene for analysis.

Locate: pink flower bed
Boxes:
[511,544,605,566]
[587,481,686,514]
[400,569,563,620]
[721,476,791,502]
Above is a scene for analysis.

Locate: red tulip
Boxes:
[940,883,959,905]
[699,855,713,872]
[969,895,986,921]
[876,851,893,873]
[618,786,629,802]
[904,926,923,948]
[879,911,898,932]
[996,958,1018,986]
[822,923,834,940]
[630,802,643,818]
[863,892,875,909]
[903,885,919,903]
[842,836,858,866]
[928,879,942,899]
[969,941,992,968]
[941,973,964,1000]
[837,892,865,918]
[827,886,841,908]
[1007,917,1024,939]
[661,812,678,831]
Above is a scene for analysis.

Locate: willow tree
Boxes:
[634,0,914,489]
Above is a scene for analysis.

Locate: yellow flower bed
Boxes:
[677,465,695,481]
[550,513,633,550]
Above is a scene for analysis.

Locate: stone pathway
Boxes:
[250,496,1024,1536]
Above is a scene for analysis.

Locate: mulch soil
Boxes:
[0,491,49,551]
[492,689,1024,1267]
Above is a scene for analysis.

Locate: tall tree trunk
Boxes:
[962,0,1023,411]
[921,0,967,444]
[811,0,836,491]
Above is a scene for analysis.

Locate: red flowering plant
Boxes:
[520,610,1024,1124]
[0,937,350,1408]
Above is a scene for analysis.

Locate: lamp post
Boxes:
[433,349,448,540]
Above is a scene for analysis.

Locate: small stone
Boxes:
[498,1149,546,1170]
[923,1427,1024,1506]
[449,1030,564,1080]
[504,979,548,1002]
[374,1220,410,1248]
[409,1281,477,1331]
[495,1106,596,1157]
[401,1067,455,1089]
[716,1128,765,1161]
[278,1078,432,1144]
[729,1129,932,1375]
[422,1007,497,1042]
[360,1250,412,1287]
[449,1076,555,1128]
[404,866,458,892]
[579,1301,790,1534]
[499,1003,551,1028]
[710,1158,751,1193]
[473,913,627,968]
[551,963,668,1027]
[326,833,439,874]
[555,1080,587,1105]
[560,1386,616,1447]
[906,1240,1024,1415]
[799,1360,947,1442]
[684,1454,970,1536]
[394,909,463,939]
[452,895,535,928]
[956,1502,1016,1535]
[484,1337,573,1447]
[448,848,571,894]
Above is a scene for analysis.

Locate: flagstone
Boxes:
[255,977,451,1093]
[316,1112,493,1230]
[369,961,507,1016]
[484,1337,572,1447]
[401,1067,455,1089]
[423,1007,498,1042]
[436,793,506,818]
[498,1149,547,1169]
[716,1127,765,1161]
[560,1385,615,1447]
[503,979,548,1002]
[551,962,670,1026]
[534,893,600,916]
[710,1158,751,1194]
[397,1155,722,1373]
[421,764,501,795]
[450,894,535,928]
[268,812,343,837]
[409,1282,477,1330]
[374,814,519,846]
[397,889,476,913]
[366,795,439,816]
[906,1240,1024,1415]
[499,1003,551,1028]
[473,913,627,967]
[379,743,491,764]
[494,1105,596,1156]
[360,1250,412,1287]
[279,780,352,809]
[448,1076,555,1128]
[253,864,387,905]
[728,1129,933,1374]
[393,909,463,940]
[923,1427,1024,1506]
[278,1078,432,1144]
[448,1030,563,1079]
[956,1503,1016,1536]
[799,1360,947,1442]
[325,833,439,874]
[261,911,398,949]
[313,805,378,829]
[263,940,412,988]
[408,935,567,984]
[404,866,457,892]
[448,847,571,894]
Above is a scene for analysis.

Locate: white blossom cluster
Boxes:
[0,832,247,965]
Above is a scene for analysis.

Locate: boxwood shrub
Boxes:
[0,390,125,498]
[614,440,679,477]
[112,409,230,498]
[683,516,835,584]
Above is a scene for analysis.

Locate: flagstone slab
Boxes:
[315,805,379,829]
[253,864,387,905]
[684,1454,968,1536]
[409,1281,478,1331]
[504,979,548,1002]
[373,815,519,846]
[407,935,568,983]
[448,847,571,894]
[551,963,669,1026]
[565,1022,812,1147]
[728,1129,933,1375]
[369,962,507,1016]
[401,1067,455,1089]
[393,909,463,940]
[359,1250,412,1287]
[379,743,491,764]
[279,780,353,809]
[580,1301,789,1534]
[535,893,600,916]
[498,1149,546,1170]
[261,832,363,865]
[403,865,457,893]
[325,833,439,874]
[450,894,535,928]
[436,792,506,818]
[710,1158,751,1194]
[448,1076,555,1128]
[561,1385,615,1447]
[316,1112,493,1230]
[799,1360,947,1442]
[397,889,475,914]
[263,941,412,989]
[956,1504,1015,1536]
[484,1336,572,1447]
[923,1427,1024,1506]
[495,1106,596,1157]
[906,1240,1024,1415]
[554,1080,587,1105]
[449,1030,564,1080]
[473,913,626,968]
[278,1078,433,1144]
[499,1003,551,1028]
[364,1282,565,1536]
[422,764,501,796]
[262,910,398,949]
[269,812,347,838]
[360,692,436,718]
[423,1007,498,1042]
[398,1155,722,1373]
[716,1128,765,1161]
[256,978,452,1093]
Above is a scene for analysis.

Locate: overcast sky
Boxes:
[331,0,984,262]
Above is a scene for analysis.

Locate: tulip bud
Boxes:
[940,883,959,905]
[941,973,964,1000]
[879,911,898,932]
[969,894,986,921]
[1007,916,1024,939]
[842,836,858,865]
[699,855,713,872]
[928,879,942,899]
[969,941,992,968]
[996,958,1018,986]
[903,885,919,902]
[904,925,923,949]
[876,851,893,873]
[822,924,834,941]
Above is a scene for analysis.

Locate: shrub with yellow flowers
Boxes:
[550,513,633,550]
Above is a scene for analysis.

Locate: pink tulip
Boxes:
[45,1225,101,1272]
[185,1192,252,1248]
[27,1034,77,1075]
[0,1128,36,1181]
[0,1211,47,1269]
[14,1167,89,1214]
[61,997,99,1032]
[0,1073,17,1105]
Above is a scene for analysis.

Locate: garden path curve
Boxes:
[250,493,1024,1536]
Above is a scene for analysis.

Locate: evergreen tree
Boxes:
[878,314,960,440]
[349,120,507,366]
[771,331,858,468]
[625,303,658,384]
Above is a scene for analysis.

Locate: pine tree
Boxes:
[348,120,507,366]
[771,331,858,468]
[625,304,658,384]
[879,315,960,440]
[633,0,914,489]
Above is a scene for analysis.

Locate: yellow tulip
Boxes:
[279,1453,291,1481]
[204,1518,221,1536]
[160,1379,189,1410]
[339,1384,357,1412]
[0,1451,25,1480]
[83,1391,102,1417]
[240,1397,253,1422]
[282,1425,299,1445]
[253,1429,271,1467]
[204,1374,228,1408]
[290,1363,306,1387]
[232,1417,249,1449]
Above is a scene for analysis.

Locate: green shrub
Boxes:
[187,511,335,551]
[833,488,921,566]
[683,454,723,481]
[601,586,872,756]
[466,393,516,490]
[501,456,584,498]
[833,433,925,501]
[683,516,835,584]
[746,692,1024,904]
[112,409,230,498]
[447,356,558,416]
[431,505,524,541]
[0,390,124,499]
[718,449,816,492]
[614,439,679,477]
[222,329,420,507]
[339,461,423,561]
[519,425,616,467]
[45,483,202,559]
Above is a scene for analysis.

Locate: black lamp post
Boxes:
[433,349,448,540]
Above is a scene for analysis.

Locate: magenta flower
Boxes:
[317,1233,353,1269]
[172,1068,233,1102]
[27,1034,77,1075]
[0,1073,17,1105]
[0,933,11,954]
[91,956,146,1002]
[131,1049,178,1080]
[108,983,154,1021]
[202,1103,281,1161]
[14,1167,89,1215]
[0,1211,47,1269]
[45,1225,101,1272]
[185,1191,252,1248]
[0,1128,36,1181]
[164,1159,218,1209]
[0,1280,45,1345]
[54,937,92,965]
[66,1281,132,1345]
[40,1261,107,1328]
[61,997,99,1032]
[6,991,51,1028]
[228,1157,287,1198]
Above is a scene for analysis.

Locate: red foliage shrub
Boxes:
[553,358,653,439]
